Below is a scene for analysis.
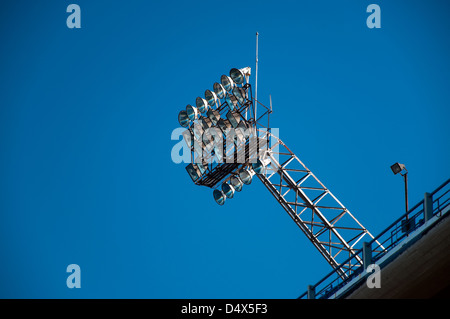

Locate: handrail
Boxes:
[298,178,450,299]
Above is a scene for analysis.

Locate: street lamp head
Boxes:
[391,162,406,175]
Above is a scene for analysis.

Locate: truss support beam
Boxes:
[256,131,382,278]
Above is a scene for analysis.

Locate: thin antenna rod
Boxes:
[255,32,259,121]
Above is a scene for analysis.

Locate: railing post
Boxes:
[363,242,372,270]
[307,285,316,299]
[424,192,433,222]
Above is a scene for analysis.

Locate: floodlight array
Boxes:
[178,67,271,204]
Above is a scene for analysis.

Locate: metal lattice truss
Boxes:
[256,129,381,277]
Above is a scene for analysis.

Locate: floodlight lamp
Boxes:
[220,75,235,92]
[239,168,255,185]
[391,162,406,175]
[252,157,271,175]
[222,182,235,199]
[207,108,221,125]
[186,104,199,121]
[213,82,226,99]
[196,97,209,113]
[186,163,201,182]
[178,110,190,127]
[201,116,213,130]
[192,122,204,141]
[227,110,241,128]
[205,90,217,107]
[235,121,248,143]
[230,176,243,192]
[232,87,246,105]
[217,118,232,133]
[182,129,193,148]
[230,67,251,85]
[203,133,214,152]
[225,94,238,110]
[205,127,223,149]
[213,189,226,205]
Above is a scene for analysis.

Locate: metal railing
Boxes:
[298,178,450,299]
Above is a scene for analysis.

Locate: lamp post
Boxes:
[390,162,409,215]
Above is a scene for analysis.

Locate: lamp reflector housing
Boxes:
[232,87,246,105]
[235,121,248,144]
[220,75,234,92]
[252,157,271,175]
[230,67,251,85]
[196,97,209,113]
[204,127,223,155]
[227,111,241,128]
[186,163,201,182]
[222,182,235,199]
[391,162,406,175]
[205,90,217,107]
[225,94,238,110]
[192,122,204,141]
[230,176,243,192]
[186,104,199,121]
[213,189,226,205]
[239,168,255,185]
[202,130,214,151]
[207,108,221,125]
[178,110,190,127]
[217,118,232,134]
[213,82,226,99]
[209,126,223,143]
[201,116,213,130]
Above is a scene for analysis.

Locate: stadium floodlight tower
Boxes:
[177,66,381,278]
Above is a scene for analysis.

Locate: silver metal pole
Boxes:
[255,32,259,121]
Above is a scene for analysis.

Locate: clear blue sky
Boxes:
[1,0,449,298]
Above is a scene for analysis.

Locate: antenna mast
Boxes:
[255,32,259,121]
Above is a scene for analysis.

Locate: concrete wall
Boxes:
[345,212,450,298]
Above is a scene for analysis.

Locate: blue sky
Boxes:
[1,0,449,298]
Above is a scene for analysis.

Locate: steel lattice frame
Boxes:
[255,129,380,277]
